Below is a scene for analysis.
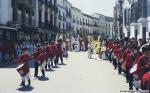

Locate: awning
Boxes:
[0,25,17,31]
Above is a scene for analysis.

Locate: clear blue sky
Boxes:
[68,0,116,17]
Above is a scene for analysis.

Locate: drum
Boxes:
[130,64,143,80]
[17,63,29,77]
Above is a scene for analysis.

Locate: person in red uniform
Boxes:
[135,45,150,80]
[141,73,150,91]
[16,48,32,87]
[34,44,42,77]
[124,45,141,90]
[56,39,65,65]
[36,48,47,77]
[45,43,52,70]
[50,41,57,68]
[130,45,150,90]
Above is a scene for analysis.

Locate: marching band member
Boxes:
[140,73,150,91]
[34,44,42,77]
[16,48,32,87]
[56,39,64,65]
[36,49,47,77]
[50,41,58,67]
[130,45,150,90]
[45,43,52,70]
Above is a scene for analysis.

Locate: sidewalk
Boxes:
[0,61,15,68]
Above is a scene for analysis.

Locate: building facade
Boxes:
[0,0,114,43]
[34,0,58,42]
[0,0,36,42]
[114,0,124,39]
[0,0,58,42]
[123,0,150,41]
[105,17,114,39]
[71,6,82,37]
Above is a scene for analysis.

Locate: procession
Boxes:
[12,35,150,92]
[1,0,150,93]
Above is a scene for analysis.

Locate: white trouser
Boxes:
[40,61,46,71]
[22,72,31,82]
[47,58,51,65]
[133,79,141,89]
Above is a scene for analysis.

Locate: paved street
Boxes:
[0,52,129,93]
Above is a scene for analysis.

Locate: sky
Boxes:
[68,0,116,17]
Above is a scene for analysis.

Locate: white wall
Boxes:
[0,0,12,24]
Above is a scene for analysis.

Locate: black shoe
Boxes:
[48,64,51,70]
[41,70,45,77]
[20,81,25,87]
[34,74,38,77]
[28,79,31,86]
[129,87,133,90]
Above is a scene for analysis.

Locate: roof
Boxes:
[105,17,114,22]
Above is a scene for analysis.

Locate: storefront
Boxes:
[0,25,17,42]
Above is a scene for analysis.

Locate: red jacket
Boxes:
[16,54,32,64]
[132,55,150,80]
[49,44,57,57]
[141,73,150,90]
[125,52,134,70]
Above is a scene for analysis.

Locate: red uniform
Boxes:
[141,73,150,90]
[56,43,63,57]
[16,53,32,64]
[130,55,150,80]
[36,52,45,65]
[16,53,31,79]
[49,44,57,58]
[125,52,134,70]
[121,48,130,69]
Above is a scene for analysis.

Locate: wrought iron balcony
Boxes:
[59,15,63,20]
[63,17,66,21]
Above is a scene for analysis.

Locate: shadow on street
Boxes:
[16,86,34,92]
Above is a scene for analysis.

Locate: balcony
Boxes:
[66,11,72,18]
[63,17,66,21]
[59,15,62,20]
[51,4,58,12]
[73,19,75,23]
[77,21,79,24]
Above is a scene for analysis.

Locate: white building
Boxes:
[123,0,150,41]
[0,0,36,41]
[71,6,82,36]
[65,1,72,38]
[0,0,12,25]
[57,0,67,33]
[105,17,114,39]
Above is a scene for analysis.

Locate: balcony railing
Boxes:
[63,17,66,21]
[59,15,62,20]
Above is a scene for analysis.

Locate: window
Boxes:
[143,0,147,18]
[63,23,65,30]
[59,22,61,28]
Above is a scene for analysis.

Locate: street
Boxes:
[0,52,129,93]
